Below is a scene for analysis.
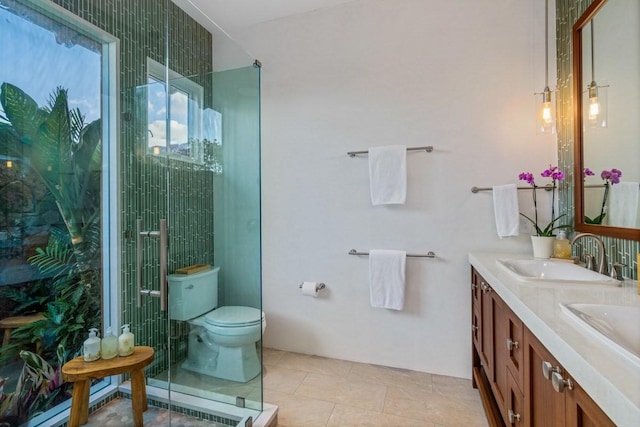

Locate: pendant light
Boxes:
[586,18,608,128]
[536,0,555,134]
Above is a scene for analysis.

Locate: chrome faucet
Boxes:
[570,233,607,276]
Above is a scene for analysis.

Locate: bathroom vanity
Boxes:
[469,252,640,427]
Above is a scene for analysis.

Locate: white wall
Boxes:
[233,0,557,378]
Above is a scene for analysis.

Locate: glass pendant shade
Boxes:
[585,81,608,128]
[536,0,554,135]
[536,87,555,134]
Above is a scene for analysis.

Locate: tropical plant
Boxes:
[0,345,69,425]
[0,83,102,360]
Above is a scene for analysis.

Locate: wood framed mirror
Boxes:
[573,0,640,240]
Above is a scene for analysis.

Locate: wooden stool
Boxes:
[62,346,154,427]
[0,313,45,352]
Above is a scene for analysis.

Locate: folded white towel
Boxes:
[608,182,639,228]
[492,184,520,238]
[369,249,406,310]
[369,145,407,205]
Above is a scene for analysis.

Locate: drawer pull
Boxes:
[480,283,492,294]
[551,372,574,393]
[542,361,561,380]
[508,409,521,424]
[506,337,519,351]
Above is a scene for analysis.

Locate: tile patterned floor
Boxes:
[262,349,489,427]
[83,398,218,427]
[85,349,489,426]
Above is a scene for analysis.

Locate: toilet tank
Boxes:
[168,266,220,321]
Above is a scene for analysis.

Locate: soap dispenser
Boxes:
[101,327,118,360]
[83,328,101,362]
[118,324,134,357]
[553,230,572,259]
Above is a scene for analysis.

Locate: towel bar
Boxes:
[348,249,436,258]
[471,184,554,193]
[347,146,433,157]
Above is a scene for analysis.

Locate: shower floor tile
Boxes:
[83,397,222,426]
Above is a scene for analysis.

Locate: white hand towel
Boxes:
[369,249,406,310]
[369,145,407,205]
[492,184,520,238]
[608,182,639,228]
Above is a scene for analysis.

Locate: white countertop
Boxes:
[469,252,640,427]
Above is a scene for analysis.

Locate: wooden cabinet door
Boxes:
[507,369,525,426]
[491,293,509,420]
[479,276,494,379]
[505,305,524,392]
[471,269,482,356]
[565,379,615,427]
[523,328,565,427]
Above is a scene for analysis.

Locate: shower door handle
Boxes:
[158,219,168,311]
[137,219,168,311]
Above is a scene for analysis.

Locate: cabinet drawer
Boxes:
[505,305,524,393]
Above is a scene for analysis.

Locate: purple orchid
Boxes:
[584,168,623,224]
[518,165,568,236]
[601,168,622,185]
[584,167,595,178]
[519,172,535,187]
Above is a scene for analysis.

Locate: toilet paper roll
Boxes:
[301,281,319,297]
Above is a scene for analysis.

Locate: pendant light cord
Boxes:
[590,19,595,81]
[544,0,549,88]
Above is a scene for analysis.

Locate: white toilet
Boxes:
[168,266,265,382]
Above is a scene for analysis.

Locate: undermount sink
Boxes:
[496,258,619,285]
[560,303,640,366]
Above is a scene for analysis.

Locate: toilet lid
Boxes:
[205,306,264,327]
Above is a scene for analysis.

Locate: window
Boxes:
[146,58,205,163]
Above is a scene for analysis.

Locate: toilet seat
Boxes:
[205,306,264,328]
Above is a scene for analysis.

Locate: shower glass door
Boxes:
[127,0,263,423]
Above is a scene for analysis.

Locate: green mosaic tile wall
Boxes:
[54,0,215,374]
[556,0,639,280]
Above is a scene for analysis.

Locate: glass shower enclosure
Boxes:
[0,0,262,425]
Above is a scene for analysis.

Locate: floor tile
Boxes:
[266,393,335,427]
[295,372,387,412]
[383,389,487,426]
[276,351,353,377]
[348,362,433,392]
[82,348,489,427]
[262,348,286,366]
[327,404,436,427]
[263,364,309,394]
[432,373,482,401]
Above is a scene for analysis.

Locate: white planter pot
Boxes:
[531,236,555,259]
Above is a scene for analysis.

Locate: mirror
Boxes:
[573,0,640,240]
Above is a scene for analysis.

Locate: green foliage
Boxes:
[584,213,606,224]
[520,213,571,237]
[0,280,49,315]
[0,83,102,420]
[0,345,69,425]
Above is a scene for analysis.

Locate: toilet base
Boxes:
[182,327,261,383]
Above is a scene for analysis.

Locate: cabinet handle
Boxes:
[506,337,519,351]
[471,282,478,290]
[472,324,478,332]
[541,361,562,380]
[481,282,492,294]
[508,409,521,424]
[551,371,574,393]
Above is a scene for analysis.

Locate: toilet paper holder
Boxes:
[299,282,326,291]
